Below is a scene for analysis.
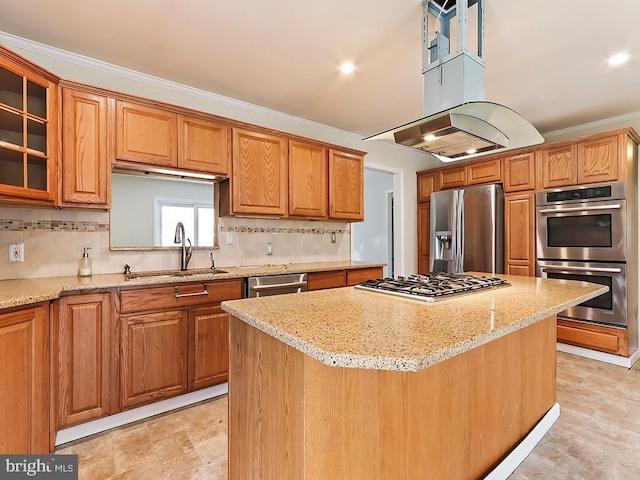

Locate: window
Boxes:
[154,197,215,247]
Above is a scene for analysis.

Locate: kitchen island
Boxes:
[221,275,607,480]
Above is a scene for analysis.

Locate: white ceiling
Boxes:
[1,1,639,137]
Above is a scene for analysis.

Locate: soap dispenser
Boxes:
[78,247,92,277]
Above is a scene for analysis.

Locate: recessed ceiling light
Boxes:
[339,62,355,74]
[608,52,629,66]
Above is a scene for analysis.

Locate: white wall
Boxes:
[0,31,438,276]
[352,169,394,276]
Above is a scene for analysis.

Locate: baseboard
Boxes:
[556,342,639,368]
[484,402,560,480]
[55,383,228,447]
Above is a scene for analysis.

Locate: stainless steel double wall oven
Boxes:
[536,182,637,330]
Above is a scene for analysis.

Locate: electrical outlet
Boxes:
[9,243,24,263]
[330,232,337,243]
[266,242,273,256]
[226,231,234,245]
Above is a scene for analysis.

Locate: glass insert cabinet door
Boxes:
[0,49,57,203]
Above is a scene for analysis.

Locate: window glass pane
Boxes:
[0,147,24,187]
[27,155,47,190]
[27,80,47,119]
[0,107,23,147]
[0,68,23,110]
[27,117,47,154]
[197,206,214,246]
[160,205,194,247]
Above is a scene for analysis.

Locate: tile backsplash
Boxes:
[0,207,351,280]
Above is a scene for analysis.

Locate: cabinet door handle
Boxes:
[174,284,208,298]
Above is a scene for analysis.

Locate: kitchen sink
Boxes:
[125,268,228,280]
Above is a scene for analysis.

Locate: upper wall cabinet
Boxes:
[503,152,536,192]
[289,140,328,219]
[60,87,110,207]
[177,115,230,176]
[539,131,633,189]
[329,149,364,221]
[115,100,177,167]
[229,128,288,216]
[417,171,437,202]
[115,101,230,176]
[0,47,59,205]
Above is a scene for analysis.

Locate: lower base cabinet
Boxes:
[121,310,189,409]
[56,293,113,428]
[0,303,49,454]
[189,306,229,390]
[557,318,628,356]
[307,267,383,291]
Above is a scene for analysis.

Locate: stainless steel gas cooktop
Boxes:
[355,273,509,303]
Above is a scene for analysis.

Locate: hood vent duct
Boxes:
[364,0,543,162]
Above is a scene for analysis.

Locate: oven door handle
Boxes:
[541,266,622,273]
[537,204,621,214]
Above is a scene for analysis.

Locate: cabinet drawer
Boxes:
[346,267,384,286]
[307,270,346,291]
[557,319,628,356]
[120,279,243,314]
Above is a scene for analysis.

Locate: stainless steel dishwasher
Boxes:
[245,273,308,298]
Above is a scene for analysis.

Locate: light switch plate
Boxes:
[226,232,234,245]
[266,242,273,256]
[9,243,24,263]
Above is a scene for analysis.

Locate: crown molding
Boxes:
[0,30,362,145]
[543,110,640,141]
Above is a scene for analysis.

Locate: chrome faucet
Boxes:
[174,222,193,271]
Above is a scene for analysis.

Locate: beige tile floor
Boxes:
[56,352,640,479]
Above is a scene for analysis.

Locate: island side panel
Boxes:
[229,315,557,480]
[228,316,304,480]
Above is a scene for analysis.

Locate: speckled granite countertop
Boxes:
[221,275,607,372]
[0,261,383,310]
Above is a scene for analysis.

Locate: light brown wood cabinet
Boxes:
[55,293,114,427]
[504,192,535,276]
[539,143,578,189]
[120,309,188,409]
[289,140,328,218]
[417,171,437,202]
[0,303,49,453]
[0,47,58,206]
[438,166,466,190]
[188,306,229,390]
[119,279,243,409]
[307,267,383,290]
[539,132,629,189]
[329,149,364,220]
[577,134,619,184]
[60,88,110,207]
[177,114,230,175]
[466,158,501,185]
[116,100,177,167]
[418,202,431,274]
[229,127,288,216]
[557,318,628,356]
[503,152,536,192]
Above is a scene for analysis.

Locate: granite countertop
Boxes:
[0,261,384,310]
[221,275,607,372]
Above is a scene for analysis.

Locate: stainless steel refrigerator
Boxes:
[430,183,504,274]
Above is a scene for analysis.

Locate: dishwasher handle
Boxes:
[250,281,308,291]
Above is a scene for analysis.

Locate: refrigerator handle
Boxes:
[452,189,464,273]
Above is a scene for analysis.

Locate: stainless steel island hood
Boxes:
[364,0,543,162]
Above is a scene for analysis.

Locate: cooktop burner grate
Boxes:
[354,273,508,302]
